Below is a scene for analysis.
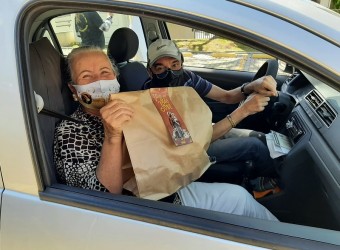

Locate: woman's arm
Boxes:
[97,99,134,194]
[97,136,125,194]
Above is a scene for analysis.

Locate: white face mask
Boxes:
[72,79,120,110]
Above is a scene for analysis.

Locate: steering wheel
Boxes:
[243,59,280,131]
[251,59,279,82]
[251,59,295,130]
[251,59,279,113]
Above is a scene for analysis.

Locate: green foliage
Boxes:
[331,0,340,9]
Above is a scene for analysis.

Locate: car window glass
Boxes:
[47,12,147,62]
[166,22,289,75]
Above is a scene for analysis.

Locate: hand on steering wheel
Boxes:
[250,59,279,108]
[243,59,279,130]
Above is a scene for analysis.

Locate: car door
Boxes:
[2,4,279,249]
[2,0,340,249]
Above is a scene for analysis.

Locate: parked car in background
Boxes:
[1,0,339,249]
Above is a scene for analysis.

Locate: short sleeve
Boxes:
[184,70,212,97]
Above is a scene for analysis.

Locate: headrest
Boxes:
[107,27,139,63]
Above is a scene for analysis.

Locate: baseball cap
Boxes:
[147,39,182,66]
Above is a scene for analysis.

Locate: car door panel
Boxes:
[2,190,265,250]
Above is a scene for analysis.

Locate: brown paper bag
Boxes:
[110,87,213,200]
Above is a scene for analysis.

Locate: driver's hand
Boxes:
[100,99,134,141]
[239,93,270,116]
[249,76,277,97]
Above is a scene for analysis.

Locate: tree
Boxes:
[331,0,340,9]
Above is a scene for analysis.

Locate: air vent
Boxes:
[305,90,337,127]
[305,89,323,109]
[315,103,337,127]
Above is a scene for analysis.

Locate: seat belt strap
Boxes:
[40,108,83,124]
[34,91,82,124]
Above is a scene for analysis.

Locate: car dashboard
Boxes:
[261,69,340,230]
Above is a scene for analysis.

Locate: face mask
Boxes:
[72,79,120,110]
[151,69,184,87]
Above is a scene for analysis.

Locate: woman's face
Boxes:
[72,52,116,85]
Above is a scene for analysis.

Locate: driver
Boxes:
[143,39,279,181]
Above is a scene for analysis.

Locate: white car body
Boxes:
[0,0,339,249]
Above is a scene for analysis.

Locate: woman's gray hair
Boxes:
[67,46,119,82]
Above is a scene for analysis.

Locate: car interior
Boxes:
[22,5,340,238]
[107,27,150,92]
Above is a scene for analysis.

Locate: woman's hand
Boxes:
[100,99,134,141]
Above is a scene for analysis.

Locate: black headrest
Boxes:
[107,27,139,63]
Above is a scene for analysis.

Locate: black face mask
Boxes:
[151,69,184,87]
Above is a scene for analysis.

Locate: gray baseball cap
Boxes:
[147,39,182,66]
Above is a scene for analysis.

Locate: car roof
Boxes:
[122,0,339,46]
[235,0,340,46]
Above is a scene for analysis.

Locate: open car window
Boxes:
[47,12,147,62]
[166,22,290,76]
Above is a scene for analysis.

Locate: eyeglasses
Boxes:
[151,61,182,79]
[151,61,182,75]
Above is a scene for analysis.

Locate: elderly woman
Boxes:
[53,46,278,221]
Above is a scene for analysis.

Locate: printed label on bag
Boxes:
[150,88,193,146]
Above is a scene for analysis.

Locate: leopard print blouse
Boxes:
[53,106,108,192]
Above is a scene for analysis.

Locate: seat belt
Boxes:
[40,108,82,124]
[35,91,82,124]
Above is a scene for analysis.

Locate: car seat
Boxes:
[107,27,149,92]
[29,37,77,183]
